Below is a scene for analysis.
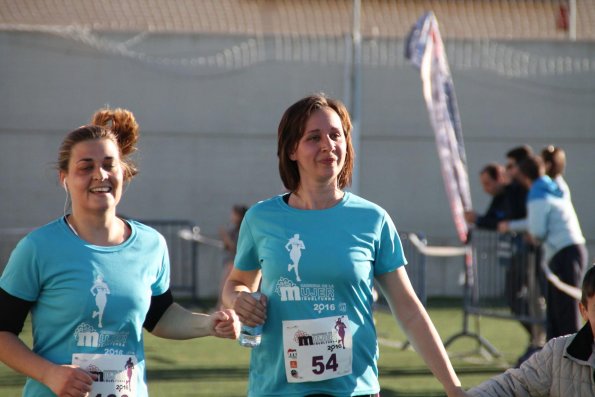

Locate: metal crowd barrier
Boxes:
[441,229,546,358]
[374,231,427,311]
[466,229,546,325]
[139,219,201,300]
[398,232,427,305]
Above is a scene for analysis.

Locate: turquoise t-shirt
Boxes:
[235,192,407,397]
[0,217,170,397]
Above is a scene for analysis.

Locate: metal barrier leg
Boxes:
[443,252,501,358]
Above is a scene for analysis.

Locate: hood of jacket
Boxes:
[528,175,563,202]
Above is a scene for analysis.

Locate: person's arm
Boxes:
[0,332,95,396]
[221,267,266,327]
[150,302,239,340]
[376,267,469,397]
[468,338,555,396]
[526,199,549,242]
[0,288,96,396]
[464,210,477,225]
[507,218,528,233]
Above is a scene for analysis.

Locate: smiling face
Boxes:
[289,107,346,187]
[61,138,124,216]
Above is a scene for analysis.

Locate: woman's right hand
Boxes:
[43,364,95,397]
[232,291,267,327]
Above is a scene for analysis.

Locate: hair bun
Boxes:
[91,108,139,156]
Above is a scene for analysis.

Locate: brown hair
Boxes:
[518,155,544,182]
[506,145,533,164]
[541,145,566,178]
[480,162,504,181]
[58,108,139,180]
[277,94,355,191]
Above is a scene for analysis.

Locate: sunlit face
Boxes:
[289,107,346,187]
[579,294,595,338]
[61,138,124,216]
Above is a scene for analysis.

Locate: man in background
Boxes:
[464,163,509,230]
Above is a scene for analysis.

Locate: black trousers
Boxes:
[546,243,587,340]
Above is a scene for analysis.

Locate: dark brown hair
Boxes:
[480,162,504,181]
[506,145,533,164]
[581,265,595,306]
[518,155,544,181]
[277,94,355,191]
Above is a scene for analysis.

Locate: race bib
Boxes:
[72,353,138,397]
[282,315,352,383]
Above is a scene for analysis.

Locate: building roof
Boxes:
[1,0,594,41]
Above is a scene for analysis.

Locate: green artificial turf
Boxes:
[0,298,529,396]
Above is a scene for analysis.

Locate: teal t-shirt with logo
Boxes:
[234,192,407,397]
[0,218,170,397]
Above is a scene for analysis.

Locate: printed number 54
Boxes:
[312,354,338,375]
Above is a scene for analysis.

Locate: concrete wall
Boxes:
[1,32,594,297]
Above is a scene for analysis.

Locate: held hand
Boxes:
[43,364,95,397]
[497,221,509,233]
[447,387,471,397]
[232,291,267,327]
[211,309,241,339]
[463,211,476,224]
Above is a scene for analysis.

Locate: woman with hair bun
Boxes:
[0,107,240,397]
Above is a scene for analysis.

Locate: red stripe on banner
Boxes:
[406,12,472,243]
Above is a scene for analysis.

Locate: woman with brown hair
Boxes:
[0,107,239,397]
[222,94,468,397]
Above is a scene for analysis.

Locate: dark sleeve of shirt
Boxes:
[504,183,528,220]
[476,193,507,230]
[0,288,33,335]
[143,289,174,332]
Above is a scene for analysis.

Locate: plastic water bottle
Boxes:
[238,292,263,348]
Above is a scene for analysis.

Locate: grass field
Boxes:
[0,299,527,396]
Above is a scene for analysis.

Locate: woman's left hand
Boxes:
[210,309,240,339]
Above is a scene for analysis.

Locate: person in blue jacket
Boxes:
[222,94,469,397]
[0,107,240,397]
[517,154,587,340]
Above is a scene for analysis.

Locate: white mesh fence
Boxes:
[2,23,594,79]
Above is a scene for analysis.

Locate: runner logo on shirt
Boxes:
[285,233,305,282]
[90,274,111,328]
[73,272,129,349]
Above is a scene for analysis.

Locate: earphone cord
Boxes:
[63,189,70,219]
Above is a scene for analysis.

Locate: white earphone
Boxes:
[63,179,68,192]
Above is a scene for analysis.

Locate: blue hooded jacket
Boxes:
[527,176,584,260]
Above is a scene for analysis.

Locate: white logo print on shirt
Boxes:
[285,234,305,282]
[90,275,110,328]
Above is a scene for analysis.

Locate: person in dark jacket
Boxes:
[464,163,508,230]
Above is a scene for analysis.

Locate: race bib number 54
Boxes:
[282,315,352,383]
